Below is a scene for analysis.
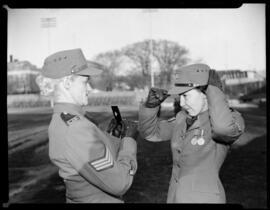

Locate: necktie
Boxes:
[186,116,197,130]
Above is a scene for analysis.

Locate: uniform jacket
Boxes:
[138,85,245,203]
[48,103,137,203]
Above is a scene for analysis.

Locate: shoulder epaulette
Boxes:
[60,112,80,126]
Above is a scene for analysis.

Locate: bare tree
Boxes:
[92,50,123,90]
[122,39,190,87]
[122,40,152,76]
[153,40,190,87]
[91,39,191,90]
[94,50,123,75]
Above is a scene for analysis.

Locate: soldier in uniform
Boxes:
[138,63,245,203]
[36,48,138,203]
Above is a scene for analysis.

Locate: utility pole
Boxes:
[41,17,56,108]
[41,17,56,55]
[142,9,158,87]
[149,17,154,88]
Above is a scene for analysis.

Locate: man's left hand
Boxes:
[107,118,125,138]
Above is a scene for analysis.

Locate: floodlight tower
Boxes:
[142,9,158,87]
[41,17,56,107]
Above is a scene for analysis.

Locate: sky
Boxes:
[7,4,266,73]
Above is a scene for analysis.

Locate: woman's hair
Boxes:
[35,74,59,97]
[173,98,182,116]
[196,85,208,94]
[35,74,78,97]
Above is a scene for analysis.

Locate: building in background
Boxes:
[217,70,266,99]
[7,57,40,94]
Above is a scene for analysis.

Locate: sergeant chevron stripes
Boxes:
[90,147,114,171]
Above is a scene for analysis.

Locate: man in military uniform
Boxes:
[38,48,138,203]
[138,64,245,203]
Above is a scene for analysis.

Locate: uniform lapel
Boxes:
[171,112,187,151]
[181,110,209,149]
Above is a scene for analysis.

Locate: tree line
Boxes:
[90,39,191,91]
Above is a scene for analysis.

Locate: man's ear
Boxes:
[62,77,71,90]
[201,91,207,100]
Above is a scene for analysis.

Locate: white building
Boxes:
[218,70,265,85]
[7,60,41,94]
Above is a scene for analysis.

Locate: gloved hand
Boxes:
[121,119,139,140]
[208,69,223,91]
[107,118,125,138]
[145,87,169,108]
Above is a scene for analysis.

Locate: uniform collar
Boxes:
[186,110,209,131]
[53,102,85,116]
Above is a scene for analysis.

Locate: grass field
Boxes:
[7,106,267,207]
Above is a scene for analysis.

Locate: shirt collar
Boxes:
[53,102,85,116]
[187,110,209,130]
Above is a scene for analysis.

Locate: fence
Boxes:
[7,91,149,108]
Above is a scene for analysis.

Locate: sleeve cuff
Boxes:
[120,137,137,154]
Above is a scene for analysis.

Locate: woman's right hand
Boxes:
[145,87,169,108]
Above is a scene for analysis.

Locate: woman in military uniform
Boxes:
[36,48,138,203]
[138,63,245,203]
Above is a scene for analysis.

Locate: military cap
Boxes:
[168,63,210,95]
[41,48,103,79]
